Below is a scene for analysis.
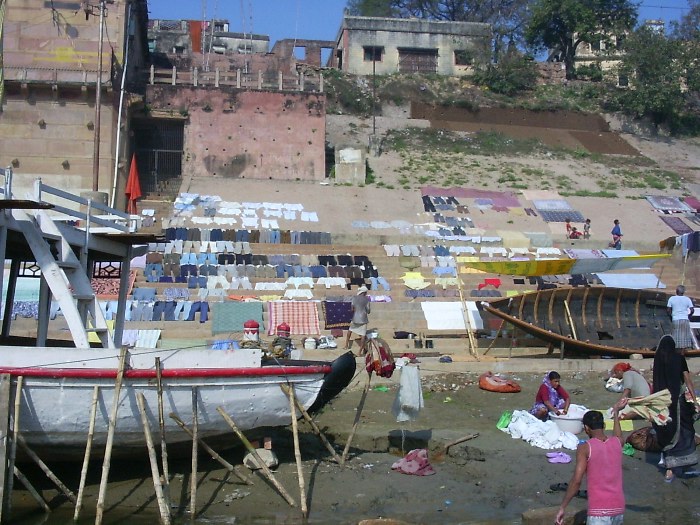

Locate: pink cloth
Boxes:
[683,196,700,211]
[391,449,435,476]
[587,437,625,517]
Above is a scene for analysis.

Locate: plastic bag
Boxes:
[496,410,513,430]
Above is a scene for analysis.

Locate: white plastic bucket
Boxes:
[303,337,317,350]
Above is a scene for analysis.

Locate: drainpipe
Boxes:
[110,2,132,208]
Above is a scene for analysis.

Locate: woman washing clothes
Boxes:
[530,371,571,421]
[609,362,651,421]
[652,335,699,482]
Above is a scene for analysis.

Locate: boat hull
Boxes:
[482,287,699,357]
[0,348,356,459]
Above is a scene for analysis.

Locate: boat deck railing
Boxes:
[29,178,131,234]
[0,165,12,200]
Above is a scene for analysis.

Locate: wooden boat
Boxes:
[0,346,355,459]
[480,287,700,357]
[0,175,356,459]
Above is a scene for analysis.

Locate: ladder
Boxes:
[11,208,115,349]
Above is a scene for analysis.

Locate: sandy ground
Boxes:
[12,362,699,524]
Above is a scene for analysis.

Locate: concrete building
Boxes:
[0,0,149,207]
[148,18,270,57]
[334,16,491,76]
[570,19,665,87]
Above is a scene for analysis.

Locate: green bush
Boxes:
[575,64,603,82]
[473,55,539,96]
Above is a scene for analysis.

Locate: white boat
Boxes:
[0,172,355,459]
[0,346,356,459]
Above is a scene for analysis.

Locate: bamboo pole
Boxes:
[341,374,371,466]
[13,467,50,513]
[563,300,578,340]
[280,385,342,464]
[287,385,308,518]
[189,387,198,519]
[6,376,23,517]
[169,413,253,484]
[74,385,99,521]
[136,393,171,525]
[95,348,129,525]
[155,358,170,507]
[216,406,296,507]
[482,319,504,356]
[17,435,77,503]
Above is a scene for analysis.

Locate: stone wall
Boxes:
[145,86,326,181]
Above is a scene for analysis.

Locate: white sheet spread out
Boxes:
[501,409,580,450]
[596,273,666,289]
[420,301,484,331]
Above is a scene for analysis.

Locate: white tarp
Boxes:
[420,301,483,331]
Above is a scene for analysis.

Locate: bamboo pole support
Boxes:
[341,374,371,466]
[216,406,296,507]
[13,466,50,513]
[169,413,253,485]
[74,385,99,521]
[483,319,505,355]
[96,348,129,525]
[189,387,198,519]
[136,393,171,525]
[6,376,23,517]
[155,358,170,506]
[17,435,76,503]
[280,384,342,464]
[287,385,308,518]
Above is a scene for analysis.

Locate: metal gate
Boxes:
[131,119,184,198]
[398,48,438,74]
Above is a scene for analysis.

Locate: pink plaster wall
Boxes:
[146,87,326,181]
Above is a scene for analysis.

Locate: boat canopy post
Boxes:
[0,260,19,340]
[113,246,133,348]
[36,277,51,347]
[0,374,11,520]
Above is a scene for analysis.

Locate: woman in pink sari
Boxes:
[530,371,571,421]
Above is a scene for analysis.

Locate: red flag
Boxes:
[125,153,142,214]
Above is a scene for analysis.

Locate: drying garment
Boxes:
[613,389,672,426]
[392,365,423,422]
[391,449,435,476]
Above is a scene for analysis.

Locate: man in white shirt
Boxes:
[667,285,695,351]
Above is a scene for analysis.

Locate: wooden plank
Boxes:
[548,288,556,325]
[0,374,11,521]
[597,288,605,328]
[615,289,623,329]
[533,290,541,325]
[581,288,589,327]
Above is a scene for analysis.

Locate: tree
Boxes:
[525,0,637,80]
[614,26,687,127]
[671,0,700,41]
[346,0,398,17]
[346,1,532,60]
